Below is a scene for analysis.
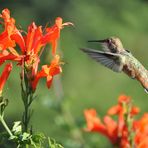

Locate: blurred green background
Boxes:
[0,0,148,147]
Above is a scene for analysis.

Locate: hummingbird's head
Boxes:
[108,37,124,52]
[88,37,124,53]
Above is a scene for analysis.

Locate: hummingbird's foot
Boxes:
[144,89,148,94]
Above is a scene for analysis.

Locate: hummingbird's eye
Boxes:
[107,39,110,43]
[107,39,111,44]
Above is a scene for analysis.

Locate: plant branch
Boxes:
[0,115,13,137]
[21,69,34,133]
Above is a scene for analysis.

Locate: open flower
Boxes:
[42,17,73,55]
[84,109,118,144]
[0,8,73,91]
[0,8,16,50]
[0,8,24,51]
[31,55,62,91]
[10,16,73,67]
[0,8,72,67]
[108,94,140,136]
[84,95,143,148]
[0,63,12,95]
[134,114,148,148]
[0,9,24,65]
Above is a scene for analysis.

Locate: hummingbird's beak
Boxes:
[88,39,107,43]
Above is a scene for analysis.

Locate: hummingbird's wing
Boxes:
[80,48,123,72]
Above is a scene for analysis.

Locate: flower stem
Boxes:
[22,91,33,132]
[125,102,135,147]
[0,115,13,137]
[21,70,34,133]
[24,101,29,132]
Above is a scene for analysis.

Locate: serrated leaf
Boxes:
[22,132,31,141]
[12,121,22,134]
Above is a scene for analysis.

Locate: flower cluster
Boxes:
[84,95,148,148]
[0,8,73,93]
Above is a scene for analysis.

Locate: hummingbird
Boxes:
[80,37,148,93]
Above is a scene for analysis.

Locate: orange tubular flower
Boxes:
[0,8,25,51]
[42,17,73,55]
[0,63,12,95]
[0,9,24,64]
[0,49,22,66]
[31,55,62,91]
[26,23,43,55]
[17,22,44,77]
[84,109,106,132]
[0,8,16,50]
[134,114,148,148]
[0,8,72,91]
[13,18,71,90]
[84,109,118,144]
[108,95,140,136]
[84,95,145,148]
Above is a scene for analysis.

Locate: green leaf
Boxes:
[32,133,45,143]
[22,132,31,141]
[48,137,64,148]
[12,121,22,135]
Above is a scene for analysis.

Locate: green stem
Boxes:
[0,115,13,137]
[125,102,135,147]
[21,68,34,133]
[24,102,29,132]
[26,144,29,148]
[22,81,33,132]
[23,92,34,132]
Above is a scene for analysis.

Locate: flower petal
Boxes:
[0,63,12,94]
